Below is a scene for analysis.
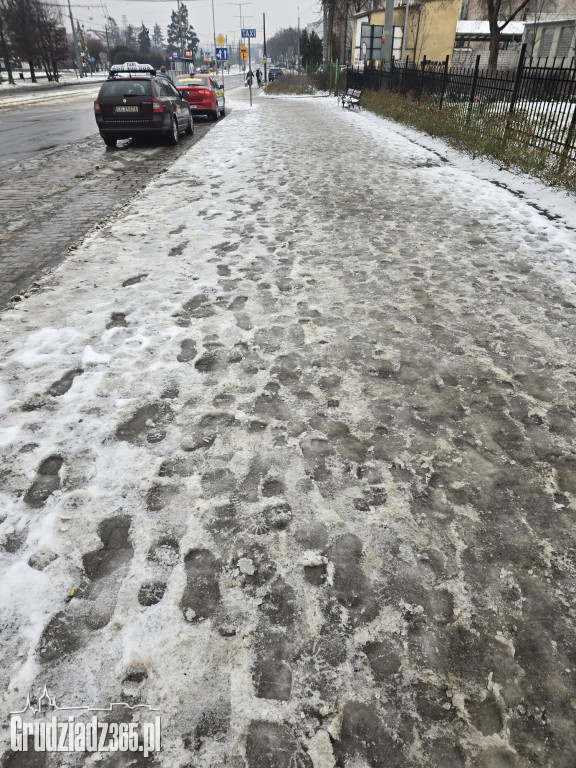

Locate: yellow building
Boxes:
[352,0,460,67]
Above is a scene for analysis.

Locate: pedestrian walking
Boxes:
[158,66,171,80]
[245,69,253,87]
[256,68,262,88]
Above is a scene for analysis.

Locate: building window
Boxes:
[538,27,554,58]
[555,26,573,58]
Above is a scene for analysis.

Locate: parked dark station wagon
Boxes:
[94,62,193,147]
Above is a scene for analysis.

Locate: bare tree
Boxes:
[0,0,68,81]
[3,0,41,81]
[0,0,15,84]
[320,0,377,66]
[486,0,531,67]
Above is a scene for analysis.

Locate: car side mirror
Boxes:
[219,83,224,89]
[178,90,184,96]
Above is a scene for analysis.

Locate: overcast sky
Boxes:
[67,0,321,49]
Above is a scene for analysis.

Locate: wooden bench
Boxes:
[339,88,362,111]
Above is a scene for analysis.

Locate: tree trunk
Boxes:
[326,0,335,64]
[340,0,350,64]
[0,19,14,84]
[29,59,37,82]
[488,18,500,69]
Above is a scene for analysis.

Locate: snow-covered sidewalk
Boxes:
[1,86,576,767]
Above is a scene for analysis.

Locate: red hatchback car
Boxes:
[174,74,226,121]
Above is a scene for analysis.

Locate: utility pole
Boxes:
[322,1,327,66]
[297,5,300,73]
[382,0,395,64]
[263,12,267,83]
[401,0,410,62]
[67,0,83,77]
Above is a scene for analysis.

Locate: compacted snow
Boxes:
[1,87,576,767]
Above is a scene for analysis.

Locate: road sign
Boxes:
[216,47,228,61]
[240,50,247,61]
[216,33,225,45]
[241,28,256,38]
[172,51,179,59]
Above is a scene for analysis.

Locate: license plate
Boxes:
[189,105,197,109]
[115,105,139,113]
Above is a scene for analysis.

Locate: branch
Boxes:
[498,0,531,32]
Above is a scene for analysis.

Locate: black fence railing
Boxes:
[347,45,576,167]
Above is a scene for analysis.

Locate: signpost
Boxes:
[242,28,256,106]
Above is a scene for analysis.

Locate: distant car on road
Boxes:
[94,62,193,148]
[174,73,225,120]
[268,68,284,82]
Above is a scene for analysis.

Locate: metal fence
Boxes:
[347,45,576,167]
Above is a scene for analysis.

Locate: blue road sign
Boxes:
[241,28,256,38]
[216,47,228,61]
[172,51,179,59]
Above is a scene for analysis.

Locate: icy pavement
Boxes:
[1,86,576,768]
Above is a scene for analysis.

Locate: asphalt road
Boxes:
[0,88,101,168]
[0,75,245,168]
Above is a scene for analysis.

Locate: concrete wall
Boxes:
[452,48,521,70]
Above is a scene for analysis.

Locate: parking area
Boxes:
[0,119,216,309]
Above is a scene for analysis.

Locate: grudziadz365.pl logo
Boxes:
[10,686,161,756]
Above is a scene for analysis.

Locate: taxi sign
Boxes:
[241,28,256,38]
[109,62,156,76]
[110,62,154,71]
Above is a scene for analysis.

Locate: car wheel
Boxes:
[185,114,193,135]
[166,117,179,145]
[101,135,117,147]
[220,106,226,118]
[211,109,219,121]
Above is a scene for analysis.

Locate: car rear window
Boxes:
[175,76,209,86]
[99,80,152,97]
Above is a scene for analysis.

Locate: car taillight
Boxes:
[199,89,211,96]
[153,99,164,113]
[93,100,101,114]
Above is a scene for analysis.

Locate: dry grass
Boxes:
[264,73,320,96]
[361,88,576,195]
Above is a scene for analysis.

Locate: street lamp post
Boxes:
[67,0,83,77]
[211,0,217,76]
[229,2,252,72]
[177,0,184,70]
